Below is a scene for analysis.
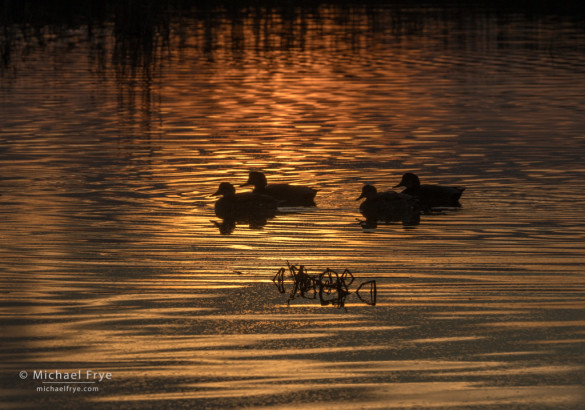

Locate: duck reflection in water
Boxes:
[356,184,421,228]
[211,182,279,234]
[241,171,318,207]
[394,172,465,212]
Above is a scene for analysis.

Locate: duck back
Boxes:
[395,173,465,210]
[358,186,420,226]
[242,171,318,207]
[260,183,317,207]
[215,192,279,219]
[403,185,465,209]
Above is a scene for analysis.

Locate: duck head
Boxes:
[394,172,420,189]
[212,182,236,197]
[241,171,267,188]
[356,184,378,200]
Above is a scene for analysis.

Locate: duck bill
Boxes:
[393,183,404,189]
[211,189,221,197]
[240,179,252,187]
[356,193,365,201]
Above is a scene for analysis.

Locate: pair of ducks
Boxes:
[212,171,318,218]
[358,172,465,222]
[213,171,465,221]
[356,173,465,227]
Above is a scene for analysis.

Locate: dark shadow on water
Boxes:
[212,213,275,234]
[358,216,419,230]
[357,207,464,231]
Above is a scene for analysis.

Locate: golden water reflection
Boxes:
[2,3,585,409]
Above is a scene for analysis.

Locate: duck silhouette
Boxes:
[212,182,279,219]
[241,171,317,207]
[357,184,420,226]
[394,173,465,211]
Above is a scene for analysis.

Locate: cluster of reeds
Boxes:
[273,261,376,308]
[3,0,581,74]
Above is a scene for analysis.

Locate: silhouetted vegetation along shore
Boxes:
[2,0,584,30]
[1,1,172,71]
[1,0,583,72]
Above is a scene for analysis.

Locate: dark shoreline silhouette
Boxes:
[2,0,583,71]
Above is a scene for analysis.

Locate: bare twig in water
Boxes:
[272,263,377,308]
[356,280,377,306]
[272,268,286,294]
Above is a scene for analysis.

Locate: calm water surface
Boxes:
[1,4,585,409]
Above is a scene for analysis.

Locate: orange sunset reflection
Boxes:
[2,2,585,409]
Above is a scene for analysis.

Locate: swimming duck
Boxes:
[241,171,318,207]
[357,184,420,226]
[212,182,279,219]
[393,173,465,210]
